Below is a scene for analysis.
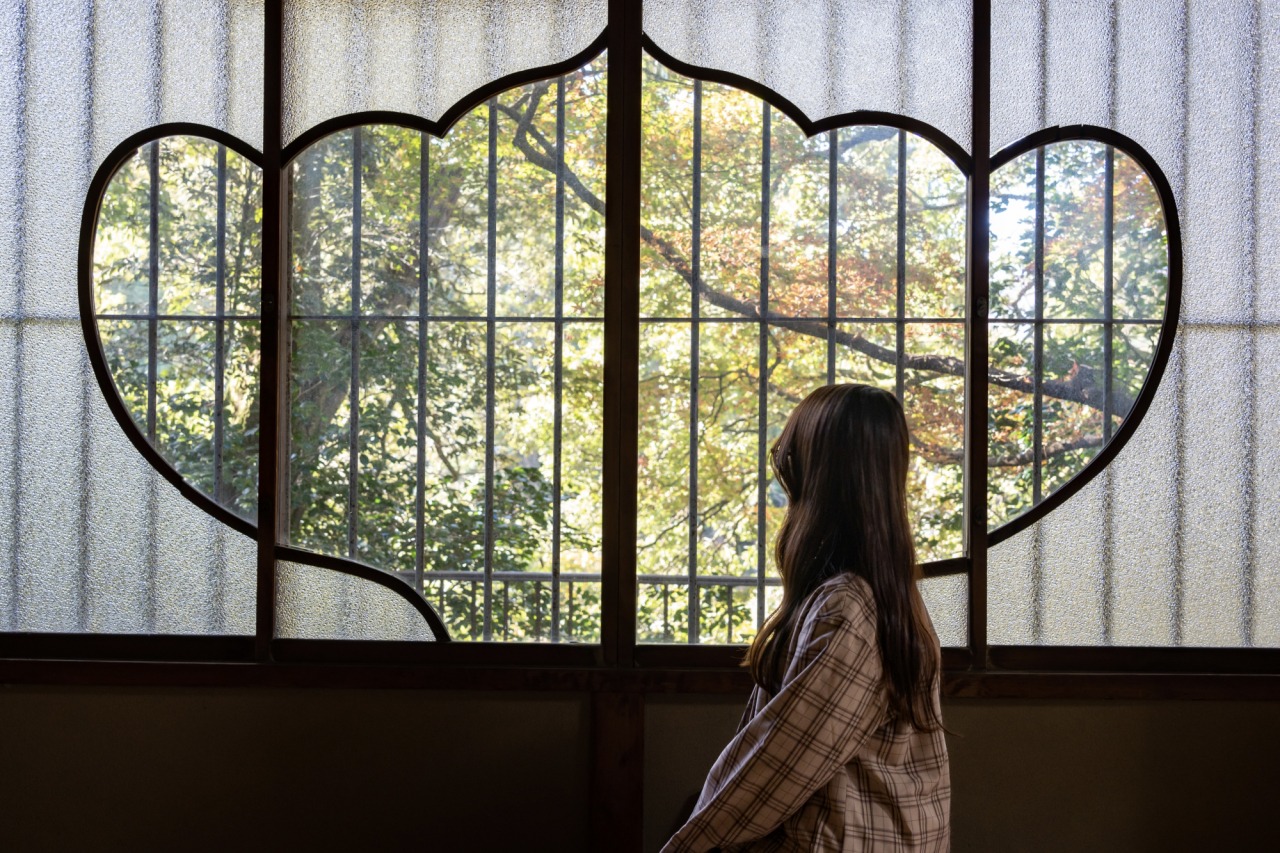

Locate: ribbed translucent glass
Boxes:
[0,0,261,634]
[643,0,973,152]
[989,0,1279,646]
[920,573,967,649]
[282,0,607,145]
[276,561,436,641]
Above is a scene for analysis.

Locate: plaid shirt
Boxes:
[663,574,950,852]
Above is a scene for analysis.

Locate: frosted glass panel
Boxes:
[0,322,257,635]
[92,0,264,161]
[276,561,436,642]
[920,573,967,649]
[282,0,607,144]
[0,1,261,634]
[989,0,1279,647]
[1255,329,1280,647]
[644,0,973,151]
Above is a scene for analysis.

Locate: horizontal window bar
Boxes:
[97,313,263,321]
[289,314,605,323]
[640,315,966,324]
[405,570,786,587]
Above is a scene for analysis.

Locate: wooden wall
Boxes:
[1,685,1276,851]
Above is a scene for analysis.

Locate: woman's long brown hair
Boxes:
[745,384,940,730]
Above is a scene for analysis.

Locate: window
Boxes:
[3,1,1276,672]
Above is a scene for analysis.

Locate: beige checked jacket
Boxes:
[663,574,950,852]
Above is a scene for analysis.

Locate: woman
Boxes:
[664,384,950,852]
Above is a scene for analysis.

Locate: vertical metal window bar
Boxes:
[827,129,838,385]
[483,99,499,641]
[535,579,544,639]
[470,579,478,638]
[1032,146,1046,506]
[552,78,567,642]
[214,144,228,502]
[896,131,907,403]
[348,129,363,560]
[688,79,702,643]
[756,104,771,631]
[502,583,510,639]
[144,140,162,633]
[1103,146,1115,441]
[966,0,992,661]
[1102,144,1116,643]
[258,2,285,653]
[147,141,160,442]
[416,133,430,597]
[725,585,734,643]
[662,585,671,641]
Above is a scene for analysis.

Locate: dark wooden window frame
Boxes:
[5,0,1280,703]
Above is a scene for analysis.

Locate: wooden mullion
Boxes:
[965,0,992,667]
[602,0,643,668]
[256,0,287,660]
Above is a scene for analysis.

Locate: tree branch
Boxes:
[500,95,1132,416]
[911,432,1106,468]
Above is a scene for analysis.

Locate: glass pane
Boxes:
[637,321,692,579]
[92,136,263,522]
[903,136,966,318]
[291,130,356,316]
[904,323,965,561]
[4,4,259,635]
[767,116,830,318]
[426,107,489,317]
[4,323,257,635]
[419,320,488,579]
[561,322,605,605]
[640,50,969,643]
[697,82,764,320]
[639,59,694,320]
[288,318,354,555]
[695,321,760,583]
[493,94,556,318]
[1041,142,1108,319]
[1041,322,1105,495]
[988,322,1036,527]
[360,126,423,317]
[920,572,967,648]
[276,560,436,642]
[93,149,152,315]
[987,140,1169,533]
[989,145,1037,320]
[560,579,601,643]
[644,0,974,152]
[834,322,896,387]
[153,321,219,485]
[285,58,606,643]
[282,0,608,145]
[492,322,557,576]
[562,61,608,317]
[834,128,900,318]
[639,581,689,643]
[357,320,419,576]
[1111,149,1170,322]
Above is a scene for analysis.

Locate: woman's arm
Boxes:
[663,581,888,852]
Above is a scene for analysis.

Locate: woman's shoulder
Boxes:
[801,573,877,633]
[782,573,883,684]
